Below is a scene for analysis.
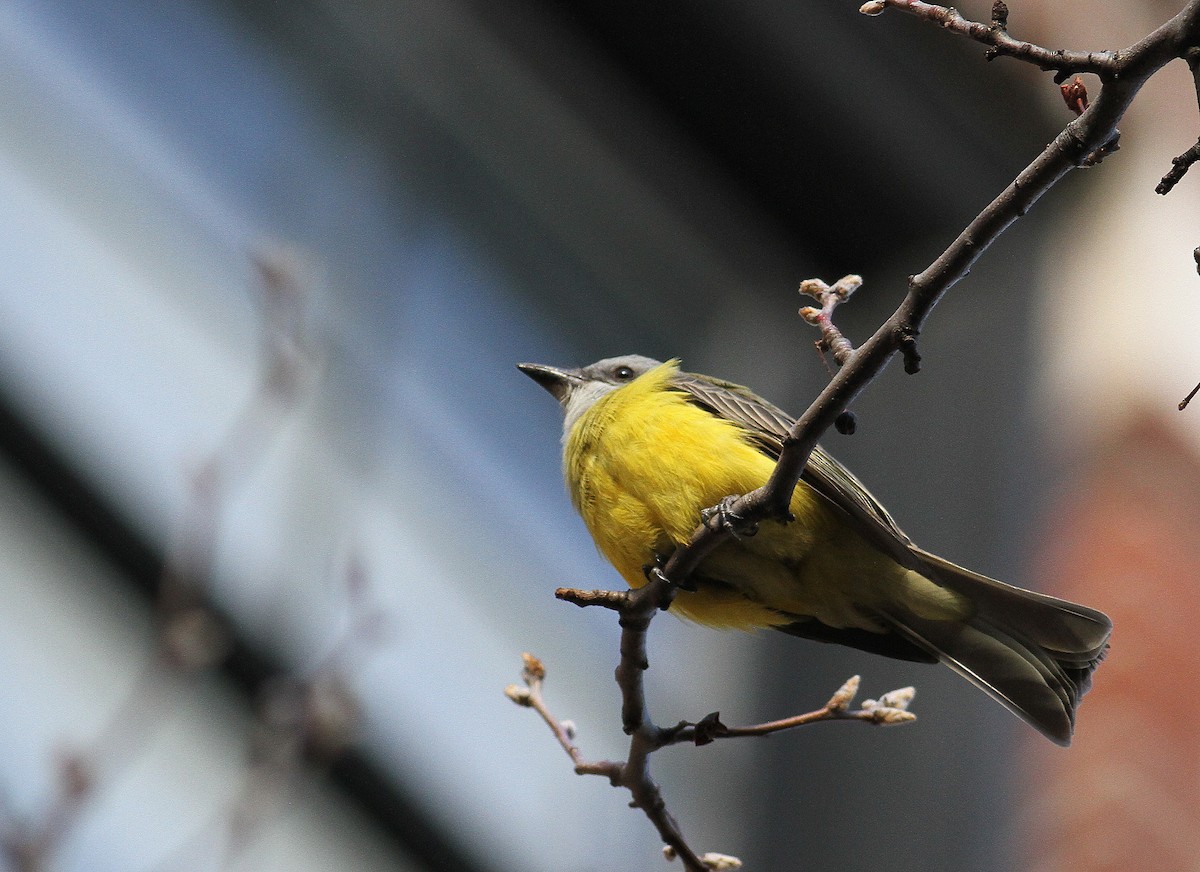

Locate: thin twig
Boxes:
[1158,137,1200,193]
[663,676,916,746]
[1160,47,1200,194]
[799,275,862,367]
[555,586,637,612]
[573,572,710,867]
[506,655,618,778]
[507,641,713,871]
[860,0,1119,81]
[1180,379,1200,410]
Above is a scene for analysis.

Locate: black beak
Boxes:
[517,362,577,403]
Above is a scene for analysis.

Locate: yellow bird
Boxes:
[518,355,1111,745]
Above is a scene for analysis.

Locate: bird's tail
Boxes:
[878,549,1111,746]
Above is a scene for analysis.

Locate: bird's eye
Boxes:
[614,365,635,381]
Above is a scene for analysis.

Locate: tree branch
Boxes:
[1157,138,1200,193]
[663,676,916,747]
[1157,49,1200,193]
[507,638,715,871]
[1180,378,1200,410]
[507,648,915,870]
[860,0,1119,81]
[663,0,1200,585]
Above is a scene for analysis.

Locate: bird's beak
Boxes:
[517,362,578,404]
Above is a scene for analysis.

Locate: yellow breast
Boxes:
[562,361,840,629]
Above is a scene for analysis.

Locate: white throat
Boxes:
[561,380,620,443]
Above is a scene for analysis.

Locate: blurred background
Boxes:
[0,1,1196,870]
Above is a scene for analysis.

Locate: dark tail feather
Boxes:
[880,552,1111,746]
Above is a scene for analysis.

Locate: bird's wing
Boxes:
[671,370,919,567]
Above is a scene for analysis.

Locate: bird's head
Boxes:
[518,355,665,435]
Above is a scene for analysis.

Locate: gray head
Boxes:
[517,354,664,437]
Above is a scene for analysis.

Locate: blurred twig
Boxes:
[0,243,339,872]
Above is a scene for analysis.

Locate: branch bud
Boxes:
[859,0,887,15]
[521,652,546,683]
[861,687,917,725]
[990,0,1009,28]
[798,278,831,300]
[831,274,863,299]
[828,675,861,712]
[701,853,744,870]
[504,684,533,706]
[877,686,916,711]
[871,707,917,725]
[692,711,728,746]
[1060,77,1089,116]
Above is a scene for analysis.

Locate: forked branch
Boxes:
[506,644,915,871]
[1159,48,1200,193]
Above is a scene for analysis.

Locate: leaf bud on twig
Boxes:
[877,686,916,711]
[701,852,744,870]
[828,675,861,712]
[504,684,533,706]
[521,652,546,683]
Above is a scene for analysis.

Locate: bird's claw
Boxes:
[701,496,758,539]
[643,554,697,592]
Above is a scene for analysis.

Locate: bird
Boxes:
[518,354,1111,746]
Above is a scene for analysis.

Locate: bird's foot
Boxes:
[701,496,758,540]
